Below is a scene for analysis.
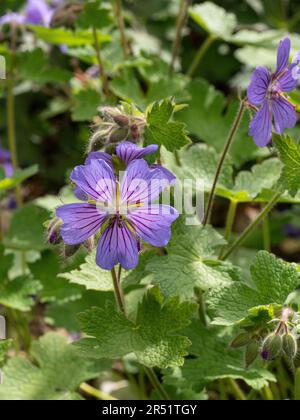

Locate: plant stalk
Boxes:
[221,192,282,261]
[187,34,216,77]
[92,26,109,97]
[219,199,238,259]
[112,0,130,58]
[110,267,170,400]
[203,100,246,226]
[170,0,192,74]
[80,382,118,400]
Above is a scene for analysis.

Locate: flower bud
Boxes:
[245,341,259,367]
[230,332,252,349]
[63,244,81,259]
[282,333,298,359]
[261,334,283,361]
[46,218,62,245]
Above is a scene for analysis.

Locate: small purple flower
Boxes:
[247,38,300,147]
[25,0,54,27]
[0,12,25,26]
[0,147,13,178]
[57,157,178,270]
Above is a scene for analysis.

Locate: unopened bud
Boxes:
[84,236,95,253]
[282,333,298,359]
[109,127,130,144]
[63,244,80,259]
[245,341,259,367]
[230,333,252,349]
[261,334,282,361]
[46,218,62,245]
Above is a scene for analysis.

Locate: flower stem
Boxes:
[112,0,130,58]
[228,379,246,401]
[221,192,282,261]
[170,0,192,74]
[110,267,170,400]
[219,199,238,259]
[187,34,216,78]
[295,369,300,400]
[111,267,126,314]
[143,366,170,401]
[80,382,118,400]
[92,26,109,97]
[203,100,246,226]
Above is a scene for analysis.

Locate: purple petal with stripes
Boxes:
[116,141,158,165]
[71,159,116,203]
[56,203,108,245]
[247,66,270,106]
[96,218,139,270]
[275,38,291,78]
[249,100,272,147]
[127,204,179,247]
[272,96,297,134]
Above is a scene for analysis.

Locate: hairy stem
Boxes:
[203,100,246,226]
[112,0,130,58]
[80,382,118,400]
[110,267,170,400]
[92,26,109,97]
[170,0,192,74]
[187,34,216,77]
[219,199,238,259]
[221,192,282,261]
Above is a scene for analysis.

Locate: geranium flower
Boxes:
[247,38,300,147]
[0,0,60,27]
[0,147,13,178]
[57,144,178,270]
[74,142,175,200]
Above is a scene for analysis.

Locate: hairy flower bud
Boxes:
[46,218,62,245]
[230,332,252,349]
[261,334,283,361]
[282,333,298,359]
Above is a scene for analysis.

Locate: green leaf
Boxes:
[0,245,41,311]
[178,78,261,166]
[165,321,275,392]
[144,99,190,152]
[77,0,112,29]
[274,135,300,197]
[0,333,109,400]
[29,251,84,304]
[59,250,114,292]
[29,25,111,46]
[145,221,235,298]
[189,2,237,40]
[71,89,100,122]
[0,165,38,193]
[207,251,300,326]
[110,68,146,108]
[4,204,50,251]
[18,49,71,84]
[76,287,196,369]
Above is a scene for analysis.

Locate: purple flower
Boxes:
[0,147,13,178]
[57,158,178,270]
[0,12,25,25]
[25,0,54,27]
[247,38,300,147]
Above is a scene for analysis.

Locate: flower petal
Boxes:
[116,141,158,165]
[85,151,113,168]
[56,203,108,245]
[127,204,179,247]
[275,38,291,77]
[71,159,116,203]
[247,66,270,106]
[249,100,272,147]
[272,96,297,134]
[96,219,139,270]
[277,67,298,92]
[120,160,172,205]
[150,164,176,185]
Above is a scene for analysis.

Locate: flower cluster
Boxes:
[0,0,61,27]
[247,38,300,147]
[56,142,178,270]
